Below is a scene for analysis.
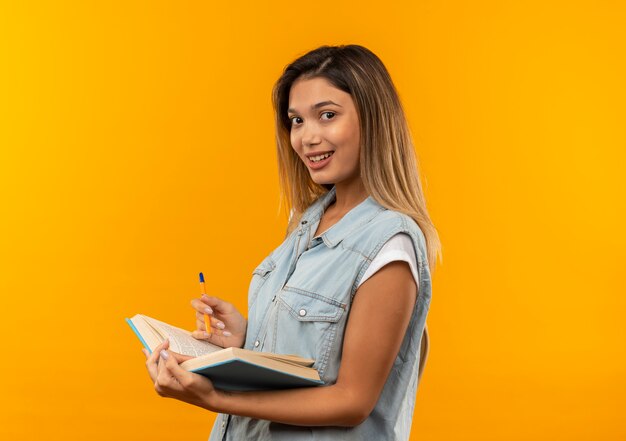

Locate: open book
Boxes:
[126,314,323,391]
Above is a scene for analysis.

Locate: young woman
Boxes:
[143,44,441,440]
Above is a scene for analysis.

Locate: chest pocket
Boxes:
[273,286,346,379]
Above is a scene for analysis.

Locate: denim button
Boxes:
[299,309,307,317]
[254,340,260,347]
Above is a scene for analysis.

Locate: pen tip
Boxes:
[199,272,205,283]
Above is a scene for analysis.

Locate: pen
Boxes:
[199,272,211,337]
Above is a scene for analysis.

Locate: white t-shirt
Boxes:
[357,233,419,289]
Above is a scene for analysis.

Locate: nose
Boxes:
[301,122,322,148]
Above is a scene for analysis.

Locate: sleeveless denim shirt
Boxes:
[209,186,432,441]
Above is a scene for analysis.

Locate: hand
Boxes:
[190,294,247,348]
[142,339,219,411]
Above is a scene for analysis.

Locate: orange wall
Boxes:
[1,1,624,440]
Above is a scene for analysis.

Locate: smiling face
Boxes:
[288,76,361,188]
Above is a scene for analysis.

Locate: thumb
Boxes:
[161,349,195,384]
[167,350,195,363]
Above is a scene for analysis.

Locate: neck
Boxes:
[331,177,368,214]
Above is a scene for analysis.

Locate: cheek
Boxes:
[332,124,359,157]
[290,131,300,150]
[348,124,361,160]
[328,124,349,145]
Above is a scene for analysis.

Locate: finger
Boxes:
[192,329,228,341]
[211,316,226,330]
[146,340,169,362]
[200,294,235,314]
[195,312,226,330]
[161,349,195,388]
[155,351,183,396]
[156,339,170,352]
[195,311,210,324]
[191,298,214,315]
[192,329,209,340]
[196,317,206,332]
[146,340,168,368]
[145,346,162,381]
[155,345,177,382]
[166,349,195,363]
[214,328,232,337]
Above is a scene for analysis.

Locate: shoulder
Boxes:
[342,207,426,261]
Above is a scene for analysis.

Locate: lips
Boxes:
[306,151,334,170]
[308,151,334,163]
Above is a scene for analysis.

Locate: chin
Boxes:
[309,174,334,186]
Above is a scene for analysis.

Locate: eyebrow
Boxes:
[287,100,342,114]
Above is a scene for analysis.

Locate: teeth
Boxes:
[310,152,333,163]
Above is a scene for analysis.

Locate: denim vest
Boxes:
[209,186,432,441]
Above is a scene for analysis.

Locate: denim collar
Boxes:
[299,186,386,248]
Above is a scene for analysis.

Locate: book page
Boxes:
[143,315,222,357]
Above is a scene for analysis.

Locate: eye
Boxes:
[289,116,303,126]
[321,111,336,120]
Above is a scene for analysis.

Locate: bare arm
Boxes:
[147,260,417,427]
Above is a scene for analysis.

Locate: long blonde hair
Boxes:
[272,45,442,271]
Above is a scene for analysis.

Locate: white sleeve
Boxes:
[357,233,419,290]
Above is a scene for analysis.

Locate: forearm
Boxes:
[209,383,369,427]
[182,262,416,428]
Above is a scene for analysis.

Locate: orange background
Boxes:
[1,1,625,440]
